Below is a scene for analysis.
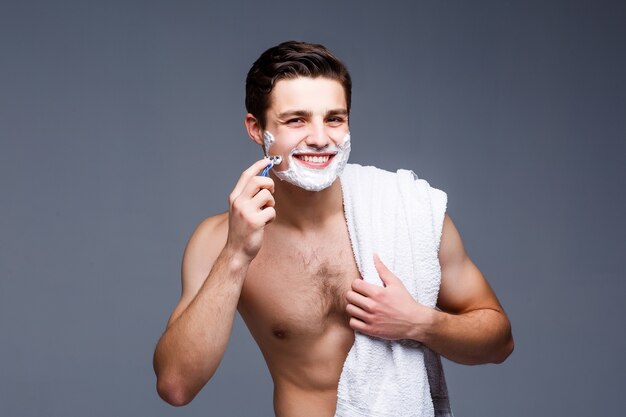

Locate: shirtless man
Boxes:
[153,41,514,416]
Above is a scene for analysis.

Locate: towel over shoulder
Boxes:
[337,164,453,417]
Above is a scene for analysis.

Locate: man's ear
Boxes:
[244,113,264,146]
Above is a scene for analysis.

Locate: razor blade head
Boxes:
[260,155,283,177]
[269,155,282,165]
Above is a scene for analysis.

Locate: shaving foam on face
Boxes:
[263,131,275,157]
[263,131,351,192]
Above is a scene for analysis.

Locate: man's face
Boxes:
[262,77,350,191]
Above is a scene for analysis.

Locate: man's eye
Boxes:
[327,117,346,124]
[287,118,303,124]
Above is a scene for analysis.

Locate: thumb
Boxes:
[373,254,399,287]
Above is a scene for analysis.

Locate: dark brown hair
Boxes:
[245,40,352,129]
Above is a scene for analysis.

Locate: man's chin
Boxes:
[274,169,338,192]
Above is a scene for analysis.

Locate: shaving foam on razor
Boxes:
[260,156,282,177]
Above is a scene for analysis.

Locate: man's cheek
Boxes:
[262,131,275,156]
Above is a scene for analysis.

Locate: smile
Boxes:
[293,154,335,168]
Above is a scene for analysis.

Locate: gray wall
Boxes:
[1,1,624,416]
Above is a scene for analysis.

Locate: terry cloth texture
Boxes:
[336,164,453,417]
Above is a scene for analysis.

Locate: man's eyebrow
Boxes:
[276,110,313,120]
[276,109,349,119]
[326,109,349,117]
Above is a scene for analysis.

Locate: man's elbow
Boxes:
[156,375,196,407]
[153,347,220,406]
[492,331,514,364]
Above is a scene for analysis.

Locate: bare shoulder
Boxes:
[166,212,229,326]
[184,211,228,260]
[182,212,229,288]
[438,214,466,267]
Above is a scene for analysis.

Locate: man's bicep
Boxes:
[436,214,503,314]
[166,214,228,327]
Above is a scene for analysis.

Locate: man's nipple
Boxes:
[272,328,287,339]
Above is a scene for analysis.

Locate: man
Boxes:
[153,41,513,416]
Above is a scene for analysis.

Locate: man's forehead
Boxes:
[268,77,347,113]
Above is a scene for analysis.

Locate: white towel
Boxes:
[336,164,452,417]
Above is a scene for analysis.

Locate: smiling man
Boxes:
[153,41,513,417]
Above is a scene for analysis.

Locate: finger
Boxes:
[345,290,374,312]
[250,188,275,209]
[374,254,399,287]
[240,176,275,200]
[258,206,276,225]
[230,158,272,201]
[349,317,368,333]
[346,303,371,322]
[351,278,382,298]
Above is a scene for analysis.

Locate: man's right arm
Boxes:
[153,159,275,406]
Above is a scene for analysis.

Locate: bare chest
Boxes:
[239,225,360,341]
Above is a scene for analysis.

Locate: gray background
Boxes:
[1,0,624,416]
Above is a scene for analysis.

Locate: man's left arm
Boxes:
[346,214,514,365]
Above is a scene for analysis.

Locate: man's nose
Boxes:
[304,121,330,149]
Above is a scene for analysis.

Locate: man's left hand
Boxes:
[345,255,436,341]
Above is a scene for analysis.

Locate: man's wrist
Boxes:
[410,307,443,344]
[220,244,252,276]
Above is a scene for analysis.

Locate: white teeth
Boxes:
[299,155,330,163]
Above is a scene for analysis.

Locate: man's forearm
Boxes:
[419,308,514,365]
[153,247,249,405]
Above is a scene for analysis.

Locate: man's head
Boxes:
[244,41,352,192]
[245,40,352,130]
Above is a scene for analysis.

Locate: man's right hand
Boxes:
[225,158,276,261]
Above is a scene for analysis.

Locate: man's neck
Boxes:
[270,175,344,231]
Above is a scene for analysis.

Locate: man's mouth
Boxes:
[293,153,335,168]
